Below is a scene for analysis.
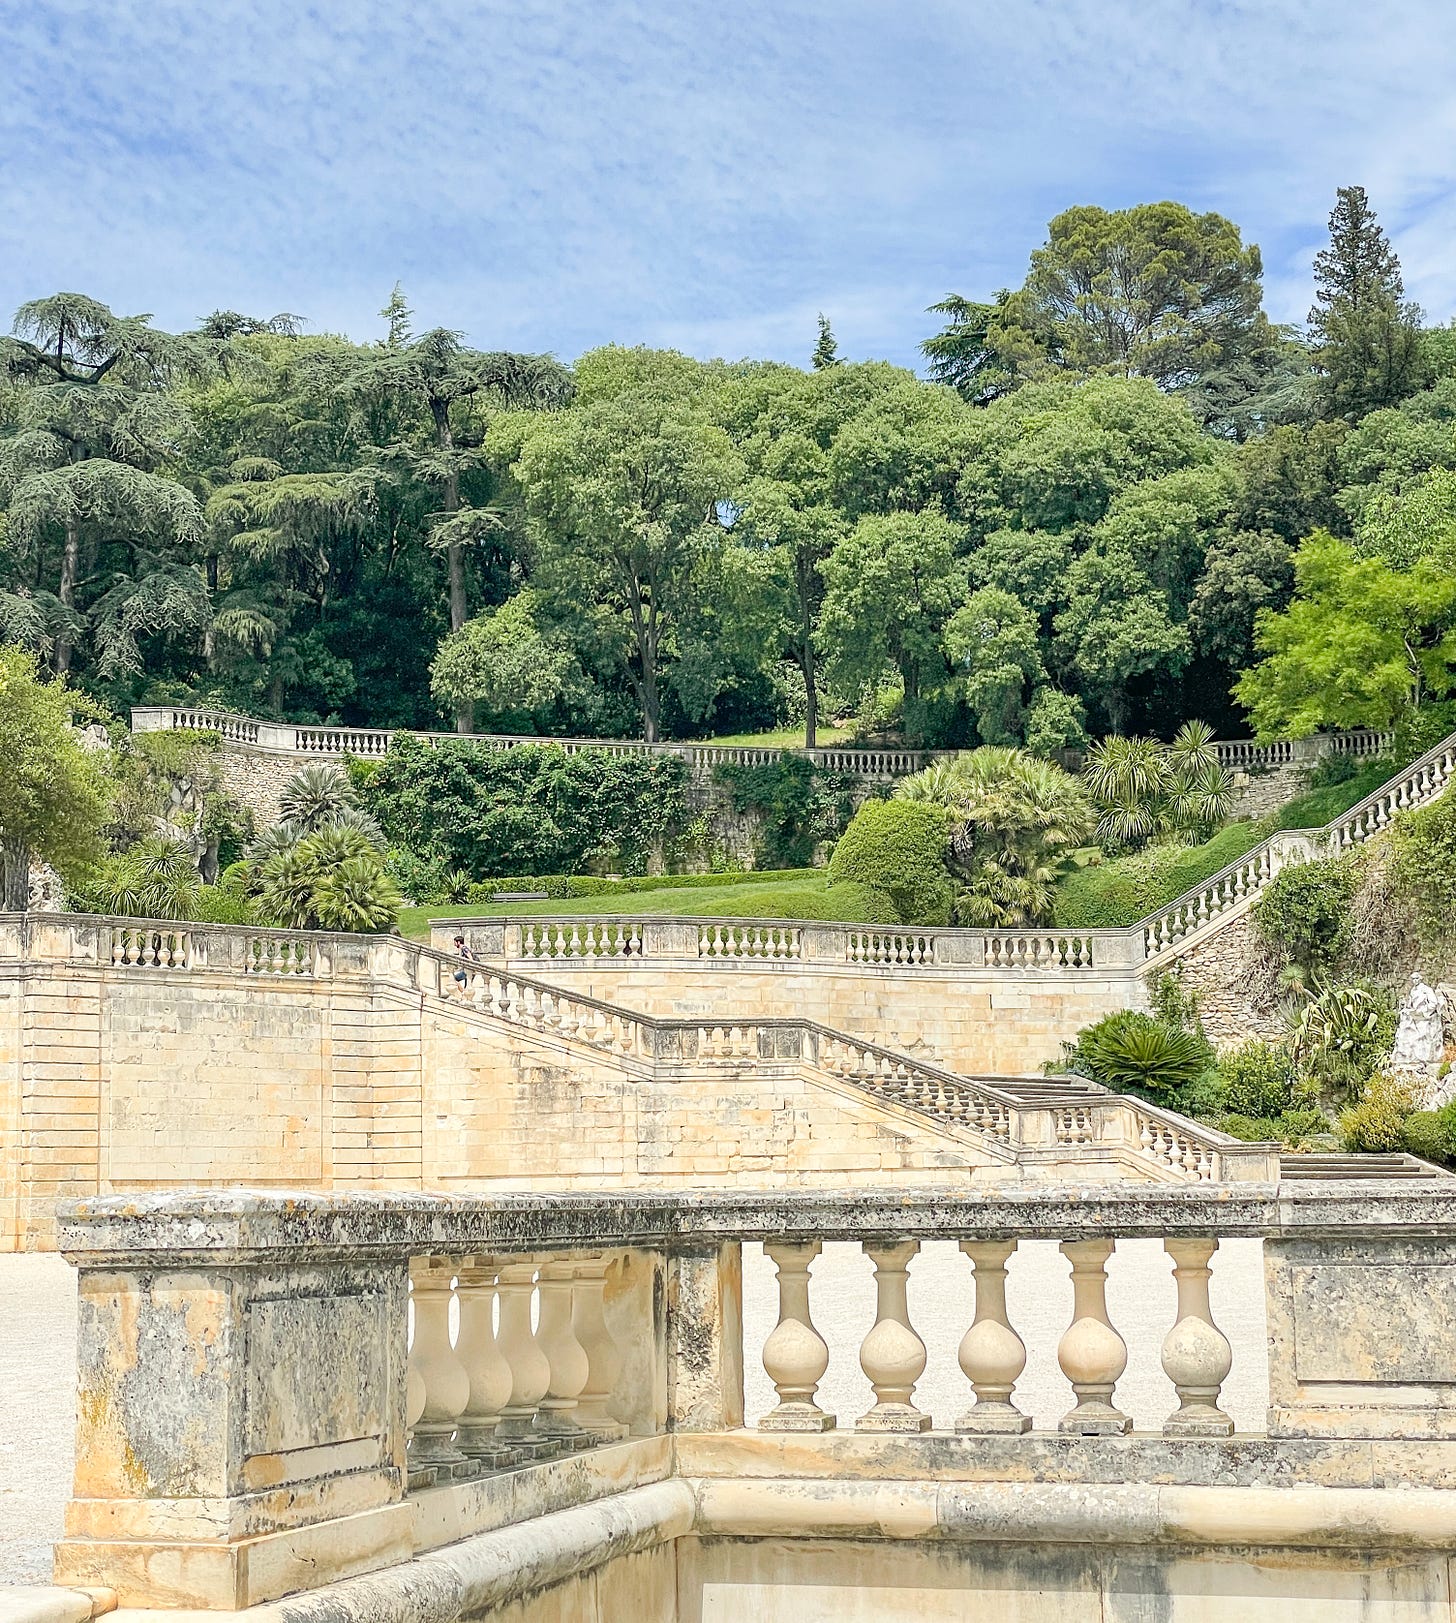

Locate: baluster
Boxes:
[536,1260,590,1444]
[1161,1239,1234,1435]
[759,1241,835,1431]
[956,1240,1030,1433]
[455,1258,514,1467]
[407,1260,471,1472]
[1056,1239,1130,1434]
[494,1260,553,1458]
[573,1255,626,1441]
[857,1241,929,1432]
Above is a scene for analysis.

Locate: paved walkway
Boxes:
[1,1256,77,1586]
[0,1238,1266,1587]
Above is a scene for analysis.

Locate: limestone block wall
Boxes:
[494,958,1148,1077]
[0,961,1006,1249]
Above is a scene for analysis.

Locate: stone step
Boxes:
[1280,1153,1446,1181]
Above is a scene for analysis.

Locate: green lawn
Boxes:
[400,872,881,939]
[692,723,856,749]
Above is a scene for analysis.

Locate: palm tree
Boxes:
[895,747,1095,926]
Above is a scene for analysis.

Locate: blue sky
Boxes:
[4,1,1455,370]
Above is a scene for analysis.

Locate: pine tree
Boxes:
[1308,186,1426,420]
[811,313,840,369]
[379,282,413,349]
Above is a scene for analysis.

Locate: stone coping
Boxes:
[55,1182,1456,1262]
[85,1473,1456,1623]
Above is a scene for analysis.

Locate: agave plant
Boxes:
[1290,981,1382,1067]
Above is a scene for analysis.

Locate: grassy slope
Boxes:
[692,723,855,748]
[400,872,869,939]
[1053,761,1394,930]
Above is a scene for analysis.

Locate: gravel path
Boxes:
[0,1238,1267,1586]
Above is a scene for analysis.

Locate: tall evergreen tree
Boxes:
[379,283,413,350]
[811,314,840,370]
[1308,186,1426,421]
[0,295,215,675]
[319,332,573,729]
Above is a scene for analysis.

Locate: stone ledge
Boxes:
[0,1590,115,1623]
[673,1429,1456,1491]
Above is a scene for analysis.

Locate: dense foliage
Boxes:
[356,737,691,882]
[0,646,113,908]
[6,187,1452,759]
[826,799,953,925]
[713,757,862,869]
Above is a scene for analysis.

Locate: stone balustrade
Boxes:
[51,1184,1456,1614]
[131,705,943,779]
[0,908,1276,1194]
[132,704,1393,782]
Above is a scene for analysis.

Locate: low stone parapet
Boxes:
[48,1184,1456,1615]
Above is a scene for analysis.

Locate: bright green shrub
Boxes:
[1217,1108,1332,1146]
[1391,786,1456,944]
[827,800,953,925]
[1252,854,1361,971]
[1338,1074,1415,1152]
[1058,1010,1216,1100]
[1217,1041,1296,1118]
[1402,1105,1456,1167]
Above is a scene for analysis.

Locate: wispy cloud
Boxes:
[2,0,1453,369]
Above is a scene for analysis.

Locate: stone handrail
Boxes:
[436,724,1455,969]
[51,1184,1456,1610]
[130,705,941,777]
[0,909,1271,1182]
[131,704,1391,779]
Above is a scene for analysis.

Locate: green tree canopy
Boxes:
[925,203,1288,433]
[1235,530,1456,736]
[818,508,966,729]
[0,645,114,909]
[505,348,742,742]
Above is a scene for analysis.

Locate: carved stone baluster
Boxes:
[1056,1239,1130,1434]
[1161,1239,1234,1436]
[495,1260,553,1458]
[573,1255,626,1441]
[536,1260,590,1445]
[760,1241,835,1431]
[957,1239,1030,1433]
[455,1258,514,1468]
[857,1240,930,1431]
[407,1259,471,1474]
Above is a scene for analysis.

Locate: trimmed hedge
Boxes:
[827,799,953,926]
[463,867,811,904]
